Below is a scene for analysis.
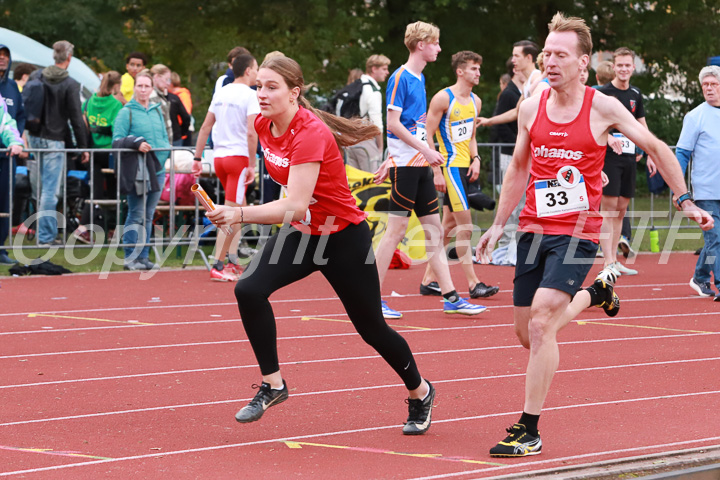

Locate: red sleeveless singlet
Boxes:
[519,86,606,242]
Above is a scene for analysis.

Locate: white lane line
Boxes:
[2,356,719,427]
[0,281,702,319]
[1,307,718,339]
[0,296,339,318]
[0,334,716,390]
[1,322,718,362]
[1,389,719,477]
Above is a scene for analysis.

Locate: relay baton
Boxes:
[191,183,233,235]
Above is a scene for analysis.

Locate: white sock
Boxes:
[420,381,430,401]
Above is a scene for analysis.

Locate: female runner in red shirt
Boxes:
[207,56,435,435]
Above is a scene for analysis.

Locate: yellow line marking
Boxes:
[281,440,505,466]
[301,316,430,331]
[301,316,352,325]
[577,320,713,334]
[284,441,348,450]
[28,313,153,326]
[0,444,113,460]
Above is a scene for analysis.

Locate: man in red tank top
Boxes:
[476,13,713,458]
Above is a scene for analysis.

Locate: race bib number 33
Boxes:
[534,166,589,217]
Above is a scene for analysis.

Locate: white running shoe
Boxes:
[613,261,638,276]
[600,263,621,279]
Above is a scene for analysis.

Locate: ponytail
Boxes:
[261,55,380,148]
[298,96,379,148]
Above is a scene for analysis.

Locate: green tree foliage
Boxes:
[3,0,719,142]
[0,0,139,70]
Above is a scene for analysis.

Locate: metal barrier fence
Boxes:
[2,143,686,266]
[3,146,237,269]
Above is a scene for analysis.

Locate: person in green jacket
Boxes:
[112,70,169,271]
[73,71,123,244]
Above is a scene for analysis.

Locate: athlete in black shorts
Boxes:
[597,47,657,277]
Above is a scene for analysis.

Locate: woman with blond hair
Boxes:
[207,56,435,435]
[149,64,190,145]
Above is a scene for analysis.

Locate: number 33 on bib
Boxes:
[534,165,589,218]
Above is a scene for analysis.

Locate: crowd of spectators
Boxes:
[0,36,714,295]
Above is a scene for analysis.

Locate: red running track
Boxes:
[0,252,718,479]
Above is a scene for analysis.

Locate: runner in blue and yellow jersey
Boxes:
[419,51,499,299]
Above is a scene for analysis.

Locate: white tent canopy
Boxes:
[0,27,101,95]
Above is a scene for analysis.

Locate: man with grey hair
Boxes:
[27,40,88,245]
[677,65,720,300]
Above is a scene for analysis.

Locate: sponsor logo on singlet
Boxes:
[549,131,568,137]
[264,149,290,168]
[534,144,584,161]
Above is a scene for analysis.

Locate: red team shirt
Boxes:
[519,87,606,241]
[255,107,367,235]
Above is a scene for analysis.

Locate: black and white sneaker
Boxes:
[469,282,500,298]
[592,269,620,317]
[489,423,542,457]
[689,277,714,297]
[419,281,442,296]
[402,380,435,435]
[235,381,289,423]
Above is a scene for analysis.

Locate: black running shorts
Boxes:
[602,155,636,198]
[387,166,439,217]
[513,232,599,307]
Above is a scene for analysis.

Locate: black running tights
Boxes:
[234,221,422,390]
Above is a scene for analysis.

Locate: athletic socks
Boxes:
[228,254,240,266]
[585,284,605,307]
[519,412,540,437]
[442,290,460,304]
[213,260,224,271]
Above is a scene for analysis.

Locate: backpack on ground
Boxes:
[324,79,378,119]
[22,72,45,135]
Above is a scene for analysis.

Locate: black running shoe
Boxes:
[470,282,500,298]
[593,269,620,317]
[235,381,289,423]
[419,281,442,296]
[402,380,435,435]
[489,423,542,457]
